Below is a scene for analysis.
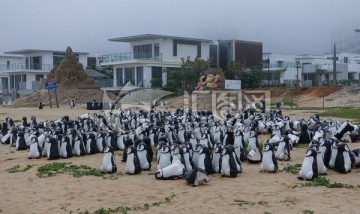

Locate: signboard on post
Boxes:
[45,82,57,90]
[225,80,241,90]
[45,82,59,108]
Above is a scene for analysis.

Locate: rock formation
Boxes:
[47,47,98,89]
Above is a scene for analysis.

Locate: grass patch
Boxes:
[6,164,34,173]
[37,162,106,178]
[279,198,298,206]
[303,210,314,214]
[76,193,176,214]
[280,163,302,174]
[231,199,268,207]
[300,177,357,189]
[320,107,360,123]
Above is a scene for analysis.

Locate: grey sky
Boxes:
[1,0,359,56]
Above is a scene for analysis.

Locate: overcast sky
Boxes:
[1,0,359,56]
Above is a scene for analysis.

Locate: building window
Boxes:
[35,74,44,81]
[173,39,201,57]
[133,44,152,59]
[136,67,143,86]
[116,68,123,87]
[6,61,10,69]
[154,43,160,60]
[124,67,135,85]
[151,67,162,88]
[22,74,26,82]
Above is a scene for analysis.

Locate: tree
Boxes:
[274,68,286,84]
[224,61,244,80]
[86,64,113,79]
[166,57,211,94]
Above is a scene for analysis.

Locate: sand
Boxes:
[0,105,360,214]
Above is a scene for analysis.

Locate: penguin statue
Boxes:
[28,137,42,159]
[157,144,172,170]
[260,143,278,173]
[101,146,117,173]
[155,159,185,180]
[183,143,194,172]
[197,145,213,174]
[59,136,73,159]
[125,145,142,175]
[220,145,241,177]
[334,143,352,174]
[73,134,86,157]
[211,143,223,173]
[137,142,152,170]
[185,167,211,187]
[275,136,291,161]
[70,99,76,108]
[298,148,318,180]
[309,143,327,175]
[86,133,99,155]
[15,130,27,151]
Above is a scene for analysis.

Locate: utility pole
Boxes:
[333,44,337,85]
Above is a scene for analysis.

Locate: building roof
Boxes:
[0,54,23,58]
[108,34,212,43]
[85,69,109,78]
[4,49,89,55]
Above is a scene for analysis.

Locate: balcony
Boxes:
[102,52,162,63]
[0,63,54,71]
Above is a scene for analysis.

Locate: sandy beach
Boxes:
[0,105,359,214]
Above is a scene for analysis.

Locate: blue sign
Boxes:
[45,82,57,90]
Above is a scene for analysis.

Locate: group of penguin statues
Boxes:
[1,105,360,186]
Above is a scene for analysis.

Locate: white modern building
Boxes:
[0,49,89,97]
[263,52,360,87]
[100,34,212,88]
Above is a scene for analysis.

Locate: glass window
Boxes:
[35,74,44,81]
[136,67,143,86]
[133,44,152,59]
[22,74,26,82]
[116,68,123,86]
[124,68,135,85]
[151,67,162,88]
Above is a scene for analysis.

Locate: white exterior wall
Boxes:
[78,53,88,68]
[26,74,36,89]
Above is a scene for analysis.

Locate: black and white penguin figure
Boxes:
[247,130,259,152]
[137,142,151,170]
[157,144,172,170]
[116,131,125,151]
[334,143,352,174]
[220,145,240,177]
[298,123,311,144]
[142,137,153,161]
[199,132,212,149]
[223,125,235,146]
[15,130,27,151]
[170,144,184,164]
[42,136,50,157]
[260,143,278,173]
[183,143,194,172]
[73,134,86,157]
[155,159,185,180]
[213,126,224,144]
[350,147,360,167]
[28,137,42,159]
[70,99,75,108]
[192,144,202,168]
[122,138,134,162]
[60,136,73,158]
[125,145,142,175]
[189,132,198,149]
[1,129,11,144]
[247,147,263,163]
[197,145,213,174]
[212,143,223,173]
[298,148,318,180]
[309,143,327,175]
[101,146,117,173]
[86,133,99,155]
[177,125,186,144]
[96,132,106,152]
[275,136,291,161]
[38,101,43,109]
[328,140,340,169]
[319,138,332,168]
[185,167,211,187]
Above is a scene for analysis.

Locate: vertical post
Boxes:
[333,44,337,85]
[54,89,59,108]
[323,96,325,108]
[48,89,52,108]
